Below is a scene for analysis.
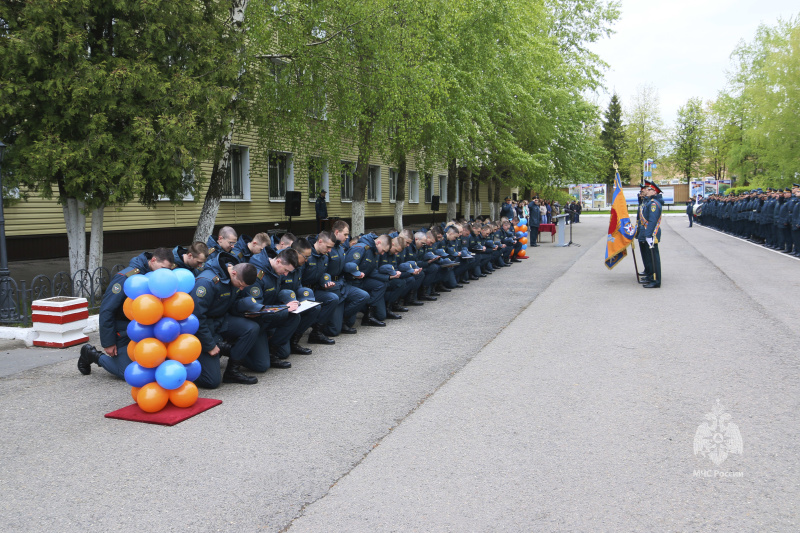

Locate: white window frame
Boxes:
[308,158,329,202]
[221,145,251,202]
[389,168,398,203]
[268,151,294,202]
[158,169,195,202]
[340,160,355,203]
[367,165,382,203]
[408,171,419,204]
[424,173,433,204]
[438,174,448,203]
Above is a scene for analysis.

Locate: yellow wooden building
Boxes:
[6,130,514,260]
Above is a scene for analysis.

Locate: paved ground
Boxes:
[1,217,797,532]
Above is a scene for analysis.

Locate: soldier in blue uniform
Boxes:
[635,185,650,282]
[396,231,425,306]
[791,184,800,257]
[346,233,393,326]
[205,226,237,262]
[281,238,323,354]
[323,221,371,333]
[77,248,175,377]
[778,188,796,254]
[640,181,663,289]
[528,199,541,247]
[172,242,208,276]
[413,231,440,301]
[231,232,270,263]
[192,252,268,387]
[500,197,516,220]
[238,248,301,369]
[301,231,340,343]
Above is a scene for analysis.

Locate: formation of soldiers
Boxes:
[696,184,800,256]
[78,217,529,388]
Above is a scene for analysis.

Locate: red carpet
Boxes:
[105,398,222,426]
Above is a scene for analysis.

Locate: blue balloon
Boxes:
[149,268,179,299]
[153,317,181,344]
[178,314,199,335]
[127,321,155,343]
[123,274,150,300]
[155,360,187,390]
[124,362,157,388]
[518,218,527,226]
[174,268,196,294]
[515,231,524,238]
[184,360,202,382]
[521,244,528,250]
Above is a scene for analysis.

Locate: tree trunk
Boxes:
[487,179,495,219]
[193,0,248,242]
[446,158,457,221]
[493,178,501,220]
[89,204,104,296]
[463,169,472,221]
[352,116,374,236]
[62,197,86,278]
[473,181,481,219]
[394,155,407,230]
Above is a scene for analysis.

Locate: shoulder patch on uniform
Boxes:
[353,252,361,260]
[125,269,140,278]
[250,286,261,297]
[257,270,265,280]
[112,283,122,294]
[196,286,207,297]
[212,276,220,284]
[651,204,657,212]
[207,247,216,255]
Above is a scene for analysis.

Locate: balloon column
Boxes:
[515,218,530,259]
[122,268,202,413]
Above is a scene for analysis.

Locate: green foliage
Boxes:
[599,93,626,185]
[716,16,800,184]
[672,97,705,180]
[621,84,665,183]
[0,0,239,208]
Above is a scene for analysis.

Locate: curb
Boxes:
[0,315,99,347]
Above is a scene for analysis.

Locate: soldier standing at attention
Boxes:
[315,189,328,233]
[641,181,663,289]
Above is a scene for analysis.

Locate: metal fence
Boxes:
[0,264,125,326]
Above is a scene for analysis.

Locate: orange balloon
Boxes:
[123,298,135,321]
[520,225,528,233]
[162,292,194,321]
[134,338,167,368]
[167,334,202,364]
[127,340,138,362]
[130,386,141,402]
[514,226,521,232]
[519,237,528,245]
[131,294,164,325]
[169,381,199,408]
[517,250,527,258]
[137,382,169,413]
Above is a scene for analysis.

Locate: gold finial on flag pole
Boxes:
[613,161,618,171]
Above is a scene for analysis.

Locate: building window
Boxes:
[424,173,433,203]
[222,146,250,201]
[308,158,329,201]
[389,168,398,203]
[438,175,447,203]
[269,152,293,201]
[367,165,381,202]
[408,171,419,204]
[340,161,355,202]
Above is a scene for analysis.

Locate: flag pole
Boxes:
[630,241,641,283]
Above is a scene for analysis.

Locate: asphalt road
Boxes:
[1,217,797,532]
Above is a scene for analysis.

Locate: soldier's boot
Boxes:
[404,294,424,307]
[417,288,437,302]
[307,325,335,345]
[78,344,102,375]
[361,307,386,327]
[289,332,312,355]
[222,361,258,384]
[391,301,409,313]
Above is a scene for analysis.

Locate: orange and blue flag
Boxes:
[604,170,636,269]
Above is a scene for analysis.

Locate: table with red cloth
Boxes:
[537,223,556,242]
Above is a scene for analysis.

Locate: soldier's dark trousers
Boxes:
[688,214,693,227]
[783,226,793,253]
[97,335,132,379]
[196,316,268,389]
[648,243,661,285]
[638,240,652,278]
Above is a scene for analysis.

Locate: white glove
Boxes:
[646,237,654,248]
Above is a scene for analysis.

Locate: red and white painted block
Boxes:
[32,297,90,348]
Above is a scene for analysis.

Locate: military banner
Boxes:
[605,170,637,270]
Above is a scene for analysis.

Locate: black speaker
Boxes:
[431,195,440,212]
[285,191,302,217]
